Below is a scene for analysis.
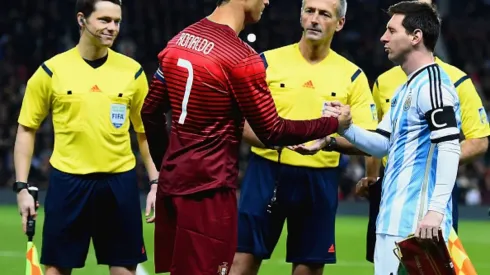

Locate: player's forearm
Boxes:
[365,156,381,178]
[333,136,370,156]
[136,133,159,180]
[341,125,389,158]
[428,139,460,214]
[242,121,266,148]
[259,117,339,147]
[14,125,37,182]
[459,137,488,165]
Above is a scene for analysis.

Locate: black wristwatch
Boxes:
[13,181,29,193]
[149,179,158,186]
[322,137,338,151]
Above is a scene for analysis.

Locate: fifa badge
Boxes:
[217,262,229,275]
[110,103,127,128]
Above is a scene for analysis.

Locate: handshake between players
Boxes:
[290,101,445,241]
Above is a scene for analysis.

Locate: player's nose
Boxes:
[263,0,269,6]
[380,31,389,43]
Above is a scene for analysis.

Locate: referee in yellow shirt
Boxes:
[13,1,159,274]
[232,0,378,274]
[359,57,490,263]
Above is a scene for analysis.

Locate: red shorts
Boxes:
[154,188,237,275]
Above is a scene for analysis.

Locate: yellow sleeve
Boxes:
[348,69,378,130]
[18,64,52,129]
[372,79,384,122]
[130,67,149,133]
[457,76,490,139]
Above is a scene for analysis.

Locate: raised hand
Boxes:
[322,101,343,118]
[337,105,352,134]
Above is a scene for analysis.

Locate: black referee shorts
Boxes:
[365,166,460,263]
[40,166,147,268]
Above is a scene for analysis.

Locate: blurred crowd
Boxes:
[1,0,489,205]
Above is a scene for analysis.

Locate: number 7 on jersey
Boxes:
[177,58,193,124]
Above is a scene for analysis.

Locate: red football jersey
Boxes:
[141,18,338,195]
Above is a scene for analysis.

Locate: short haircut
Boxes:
[302,0,348,18]
[76,0,122,17]
[388,1,441,52]
[216,0,230,6]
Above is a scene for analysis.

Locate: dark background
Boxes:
[1,0,489,206]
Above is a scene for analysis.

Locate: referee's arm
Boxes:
[15,64,52,183]
[455,75,489,164]
[14,63,52,230]
[132,68,159,180]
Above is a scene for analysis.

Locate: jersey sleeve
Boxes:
[130,67,149,133]
[375,107,392,138]
[456,75,490,139]
[417,81,460,143]
[348,69,378,130]
[140,65,170,169]
[372,79,385,122]
[228,53,339,147]
[18,63,52,129]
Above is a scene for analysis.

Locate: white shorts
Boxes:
[374,234,404,275]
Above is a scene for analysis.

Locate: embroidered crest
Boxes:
[110,103,127,128]
[217,262,229,275]
[403,93,412,111]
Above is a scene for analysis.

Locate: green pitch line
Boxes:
[0,206,488,274]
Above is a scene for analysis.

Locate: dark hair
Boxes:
[76,0,122,17]
[216,0,230,6]
[388,1,441,52]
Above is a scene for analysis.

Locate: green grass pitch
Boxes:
[0,205,488,274]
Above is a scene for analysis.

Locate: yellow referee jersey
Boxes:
[252,44,378,168]
[373,57,490,167]
[18,47,149,174]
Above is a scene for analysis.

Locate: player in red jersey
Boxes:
[140,0,344,274]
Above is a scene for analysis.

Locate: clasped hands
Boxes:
[287,101,352,155]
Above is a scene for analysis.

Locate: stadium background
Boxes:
[0,0,489,274]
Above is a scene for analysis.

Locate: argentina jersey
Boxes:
[375,63,461,239]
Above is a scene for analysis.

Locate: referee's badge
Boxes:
[110,103,127,128]
[403,93,412,111]
[370,104,377,121]
[479,107,488,124]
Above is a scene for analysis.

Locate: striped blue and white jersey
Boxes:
[375,63,461,239]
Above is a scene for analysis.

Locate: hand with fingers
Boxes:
[337,105,352,134]
[287,137,328,155]
[145,182,158,223]
[17,189,37,233]
[415,210,444,240]
[322,101,343,118]
[355,177,378,198]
